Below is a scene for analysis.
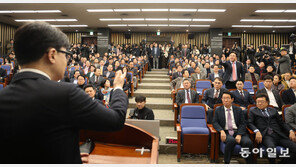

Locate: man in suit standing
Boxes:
[208,65,223,82]
[213,92,253,164]
[282,77,296,105]
[175,79,199,107]
[202,77,228,123]
[0,22,128,163]
[232,80,255,117]
[248,93,296,164]
[257,75,283,111]
[181,44,190,59]
[221,52,245,89]
[152,43,160,69]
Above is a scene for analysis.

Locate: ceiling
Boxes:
[1,3,296,33]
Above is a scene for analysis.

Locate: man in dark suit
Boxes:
[0,22,128,163]
[152,43,160,69]
[213,92,253,164]
[172,65,183,80]
[97,59,107,75]
[175,79,199,107]
[202,77,228,123]
[221,52,245,89]
[232,80,255,117]
[181,44,190,59]
[256,75,283,110]
[208,65,223,82]
[282,77,296,105]
[248,93,296,164]
[103,64,115,79]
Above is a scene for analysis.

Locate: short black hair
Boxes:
[83,84,96,91]
[264,75,273,81]
[290,77,296,81]
[236,79,244,84]
[256,93,270,103]
[222,91,233,99]
[182,69,189,75]
[214,77,223,83]
[14,22,69,65]
[77,75,85,80]
[135,95,146,103]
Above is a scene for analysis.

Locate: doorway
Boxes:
[223,37,241,49]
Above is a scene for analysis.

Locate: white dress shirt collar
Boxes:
[19,68,51,80]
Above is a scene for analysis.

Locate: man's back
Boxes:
[0,72,128,163]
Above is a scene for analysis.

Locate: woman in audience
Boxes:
[98,79,113,105]
[272,74,285,92]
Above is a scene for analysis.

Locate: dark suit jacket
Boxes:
[222,61,245,83]
[175,89,199,106]
[151,47,160,58]
[213,105,247,135]
[0,72,128,163]
[172,71,183,80]
[202,88,228,109]
[208,71,223,82]
[282,88,296,105]
[248,107,291,139]
[181,48,190,58]
[256,88,283,109]
[103,71,115,79]
[232,89,255,108]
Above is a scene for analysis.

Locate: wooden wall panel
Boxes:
[65,32,82,44]
[0,22,17,55]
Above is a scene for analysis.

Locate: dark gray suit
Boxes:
[0,72,128,163]
[175,89,199,107]
[256,88,283,110]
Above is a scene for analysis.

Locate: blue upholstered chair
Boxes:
[258,81,264,90]
[243,80,255,95]
[177,103,216,162]
[0,83,4,90]
[196,79,212,94]
[1,65,11,75]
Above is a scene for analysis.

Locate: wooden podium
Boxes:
[79,123,159,164]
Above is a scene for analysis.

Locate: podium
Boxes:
[79,123,159,164]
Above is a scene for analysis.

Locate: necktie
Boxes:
[232,62,237,81]
[186,90,191,103]
[184,49,186,56]
[227,108,234,136]
[214,90,219,98]
[261,109,273,134]
[240,91,244,98]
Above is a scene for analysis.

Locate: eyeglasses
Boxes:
[57,49,72,57]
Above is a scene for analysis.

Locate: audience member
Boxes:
[129,95,154,120]
[282,77,296,105]
[272,74,285,92]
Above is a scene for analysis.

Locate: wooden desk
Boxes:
[80,123,159,164]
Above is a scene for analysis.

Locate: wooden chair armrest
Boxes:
[207,124,217,134]
[176,124,181,132]
[247,128,254,135]
[174,103,178,108]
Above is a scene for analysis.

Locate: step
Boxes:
[142,78,170,83]
[129,97,172,110]
[144,74,169,79]
[151,69,168,71]
[126,109,174,126]
[134,89,171,98]
[159,126,177,154]
[138,83,171,89]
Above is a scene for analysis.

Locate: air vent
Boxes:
[120,13,128,16]
[61,14,68,17]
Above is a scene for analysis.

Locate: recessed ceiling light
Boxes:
[255,10,284,13]
[284,10,296,13]
[169,24,189,27]
[100,18,121,21]
[273,26,295,28]
[15,19,77,22]
[197,9,226,12]
[148,24,168,26]
[114,9,140,12]
[0,10,61,13]
[87,9,113,12]
[141,9,168,12]
[240,19,264,22]
[288,20,296,22]
[145,18,168,21]
[52,25,88,27]
[169,9,197,12]
[232,25,253,27]
[253,25,273,28]
[169,18,192,21]
[108,24,127,26]
[122,18,145,21]
[190,25,211,27]
[192,19,216,21]
[265,19,289,22]
[128,24,147,26]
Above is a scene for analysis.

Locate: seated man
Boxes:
[208,65,223,82]
[260,65,275,80]
[282,77,296,105]
[129,95,154,120]
[170,70,194,91]
[172,65,183,80]
[245,66,259,88]
[70,70,81,84]
[282,72,292,90]
[103,64,115,79]
[285,103,296,130]
[83,84,104,105]
[213,92,253,164]
[0,67,7,82]
[175,79,199,107]
[257,75,283,111]
[77,75,86,89]
[248,93,296,164]
[202,77,228,123]
[232,79,255,117]
[190,66,207,82]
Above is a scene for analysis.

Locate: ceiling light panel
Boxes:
[87,9,113,12]
[169,24,189,27]
[240,19,264,22]
[169,18,192,21]
[52,25,87,27]
[108,24,127,26]
[169,9,197,12]
[0,10,61,13]
[148,24,168,26]
[128,24,148,26]
[114,9,140,12]
[197,9,226,12]
[122,18,145,21]
[15,19,77,22]
[284,10,296,13]
[100,18,121,21]
[190,25,211,27]
[141,9,168,12]
[232,25,253,27]
[255,10,285,13]
[192,19,216,21]
[145,18,168,21]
